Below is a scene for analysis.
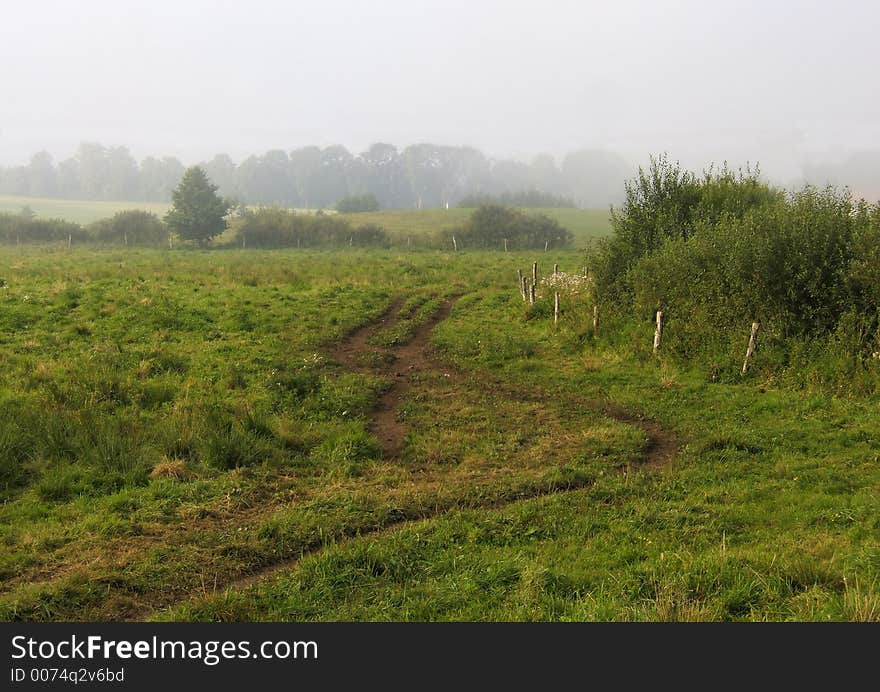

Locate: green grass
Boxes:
[0,195,170,225]
[0,245,877,622]
[0,197,612,249]
[338,208,611,247]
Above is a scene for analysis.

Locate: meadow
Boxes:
[337,208,611,247]
[0,195,171,225]
[0,195,611,249]
[0,241,877,622]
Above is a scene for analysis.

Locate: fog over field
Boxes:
[1,0,878,195]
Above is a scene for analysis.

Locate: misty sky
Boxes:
[2,0,877,181]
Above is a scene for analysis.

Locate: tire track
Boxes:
[154,293,681,616]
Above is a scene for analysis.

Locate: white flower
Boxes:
[539,271,594,295]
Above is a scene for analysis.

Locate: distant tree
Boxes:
[139,156,184,201]
[336,193,380,213]
[104,146,140,199]
[56,157,81,198]
[201,154,239,200]
[164,167,230,244]
[486,159,531,195]
[289,146,323,208]
[27,151,58,197]
[529,154,569,196]
[76,143,110,199]
[360,143,412,208]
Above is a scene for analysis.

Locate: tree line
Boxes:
[0,142,632,210]
[0,165,573,253]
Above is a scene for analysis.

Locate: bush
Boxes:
[231,207,387,248]
[336,194,380,213]
[590,155,780,301]
[90,210,168,245]
[0,213,88,244]
[589,155,880,384]
[452,205,573,250]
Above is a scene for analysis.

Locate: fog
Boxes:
[2,0,878,196]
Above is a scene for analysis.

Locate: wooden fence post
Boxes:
[532,261,538,286]
[653,310,664,353]
[517,269,524,300]
[544,240,549,252]
[593,304,599,338]
[529,283,536,306]
[742,321,760,374]
[504,238,508,252]
[452,235,458,251]
[554,292,560,326]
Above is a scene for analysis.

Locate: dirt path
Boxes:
[331,296,676,467]
[1,292,681,622]
[158,294,681,612]
[331,296,459,459]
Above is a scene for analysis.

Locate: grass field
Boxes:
[0,196,612,248]
[0,195,171,225]
[339,207,611,247]
[0,240,877,622]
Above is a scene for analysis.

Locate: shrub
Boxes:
[590,155,780,301]
[453,205,573,250]
[590,155,880,384]
[0,213,88,244]
[231,207,387,248]
[90,210,168,245]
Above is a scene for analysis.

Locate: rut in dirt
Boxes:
[332,294,676,469]
[179,297,680,589]
[147,293,683,613]
[331,296,458,459]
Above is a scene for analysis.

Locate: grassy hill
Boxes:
[0,195,171,225]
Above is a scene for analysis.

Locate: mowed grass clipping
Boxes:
[0,246,877,622]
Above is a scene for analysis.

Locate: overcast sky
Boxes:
[1,0,877,180]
